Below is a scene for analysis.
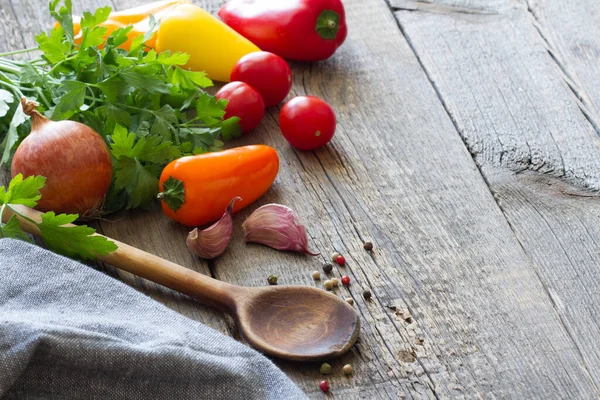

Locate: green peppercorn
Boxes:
[267,275,278,285]
[322,263,333,274]
[363,290,372,300]
[363,241,373,251]
[319,363,332,374]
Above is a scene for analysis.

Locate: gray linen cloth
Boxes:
[0,239,307,399]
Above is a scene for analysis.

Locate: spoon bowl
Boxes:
[235,286,360,361]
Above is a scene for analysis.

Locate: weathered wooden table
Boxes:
[3,0,600,397]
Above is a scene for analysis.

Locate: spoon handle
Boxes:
[3,204,239,312]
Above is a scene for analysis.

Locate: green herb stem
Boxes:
[83,96,145,113]
[0,203,7,238]
[0,80,25,99]
[0,61,20,75]
[0,47,39,57]
[47,55,77,76]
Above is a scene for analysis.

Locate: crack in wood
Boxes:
[525,0,600,137]
[390,0,498,16]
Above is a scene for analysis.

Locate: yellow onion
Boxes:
[11,98,112,217]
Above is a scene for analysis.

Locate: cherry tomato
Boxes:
[216,82,265,133]
[231,52,292,107]
[279,96,336,150]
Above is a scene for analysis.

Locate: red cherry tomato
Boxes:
[279,96,336,150]
[216,82,265,133]
[231,52,292,107]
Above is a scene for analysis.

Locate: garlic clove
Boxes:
[242,203,319,255]
[186,197,240,259]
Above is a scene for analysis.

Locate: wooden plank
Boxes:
[525,0,600,132]
[1,0,598,397]
[393,0,600,392]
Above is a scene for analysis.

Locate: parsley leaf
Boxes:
[49,0,74,42]
[35,27,70,65]
[151,105,178,137]
[218,117,242,140]
[195,92,227,126]
[38,211,117,259]
[80,26,108,49]
[0,174,116,259]
[110,125,180,208]
[1,174,46,207]
[1,215,31,242]
[119,66,170,94]
[1,103,27,166]
[0,89,14,118]
[80,7,111,29]
[114,158,159,209]
[52,80,87,119]
[19,63,45,86]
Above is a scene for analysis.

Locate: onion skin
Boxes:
[11,99,113,217]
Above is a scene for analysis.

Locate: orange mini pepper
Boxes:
[157,145,279,227]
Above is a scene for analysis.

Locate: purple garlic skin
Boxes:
[242,204,319,255]
[186,197,240,259]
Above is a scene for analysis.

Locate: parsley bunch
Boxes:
[0,0,240,211]
[0,174,117,259]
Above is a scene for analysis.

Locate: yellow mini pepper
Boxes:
[70,0,260,82]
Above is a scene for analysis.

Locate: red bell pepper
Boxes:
[218,0,347,62]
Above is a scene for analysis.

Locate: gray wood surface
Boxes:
[2,0,600,398]
[393,0,600,392]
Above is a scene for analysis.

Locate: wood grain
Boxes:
[213,0,598,397]
[2,0,600,397]
[394,0,600,392]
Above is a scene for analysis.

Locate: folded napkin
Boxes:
[0,239,306,399]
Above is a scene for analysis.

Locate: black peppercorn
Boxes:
[362,290,372,300]
[322,263,333,273]
[363,241,373,251]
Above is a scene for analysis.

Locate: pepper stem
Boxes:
[315,10,341,40]
[157,176,185,212]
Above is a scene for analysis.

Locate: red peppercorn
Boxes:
[341,275,350,286]
[335,255,346,266]
[319,380,330,392]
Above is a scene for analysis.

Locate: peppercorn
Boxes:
[319,380,330,392]
[312,271,321,280]
[341,275,350,286]
[267,275,278,285]
[330,252,341,263]
[363,290,372,300]
[322,263,333,274]
[343,364,353,374]
[324,280,334,290]
[363,241,373,251]
[345,297,354,306]
[331,278,339,287]
[336,255,346,266]
[319,363,332,374]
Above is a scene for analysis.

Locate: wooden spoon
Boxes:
[4,205,360,361]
